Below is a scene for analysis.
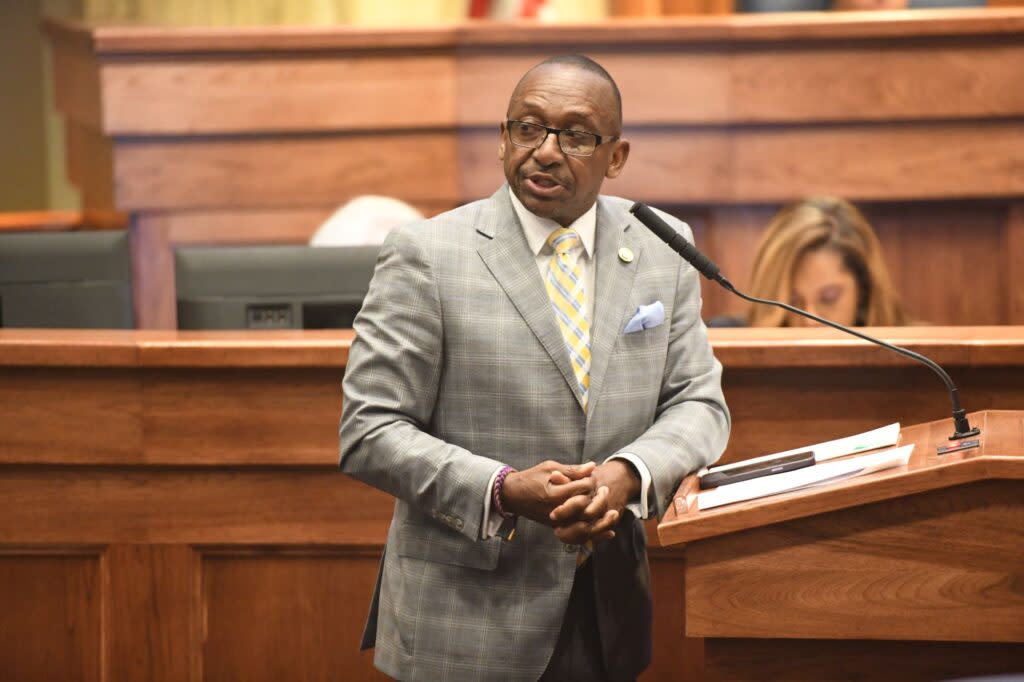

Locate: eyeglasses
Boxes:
[505,120,619,158]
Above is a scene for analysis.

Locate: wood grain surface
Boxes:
[685,478,1024,641]
[44,9,1024,53]
[104,544,201,682]
[43,10,1024,328]
[3,330,1022,681]
[703,638,1024,682]
[1,327,1021,466]
[113,132,461,211]
[203,551,387,681]
[662,411,1024,680]
[0,552,101,682]
[659,410,1024,545]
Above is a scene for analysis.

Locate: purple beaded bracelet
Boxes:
[492,465,516,519]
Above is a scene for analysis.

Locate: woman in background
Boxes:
[745,196,911,327]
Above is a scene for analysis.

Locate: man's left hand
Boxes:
[547,459,641,545]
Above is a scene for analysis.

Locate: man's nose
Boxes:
[532,131,563,163]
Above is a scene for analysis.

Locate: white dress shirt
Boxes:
[480,188,654,539]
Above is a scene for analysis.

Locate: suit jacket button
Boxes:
[564,544,578,553]
[454,518,464,530]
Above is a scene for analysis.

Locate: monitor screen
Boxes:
[0,231,133,328]
[175,244,380,330]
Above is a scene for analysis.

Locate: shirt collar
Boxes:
[508,186,596,258]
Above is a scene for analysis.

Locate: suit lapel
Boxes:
[587,197,641,423]
[476,187,584,409]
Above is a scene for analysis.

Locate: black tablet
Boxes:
[698,451,815,490]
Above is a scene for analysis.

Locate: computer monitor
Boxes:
[175,245,380,330]
[0,230,134,328]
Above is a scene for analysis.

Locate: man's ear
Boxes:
[605,139,630,179]
[498,122,507,161]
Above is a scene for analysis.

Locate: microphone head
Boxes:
[629,201,723,283]
[629,201,678,245]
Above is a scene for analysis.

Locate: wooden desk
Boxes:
[1,326,1022,680]
[44,10,1024,327]
[658,410,1024,680]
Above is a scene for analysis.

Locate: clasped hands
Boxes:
[501,459,641,546]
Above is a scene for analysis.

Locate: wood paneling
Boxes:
[4,328,1023,468]
[644,552,704,682]
[0,368,143,464]
[44,11,1024,328]
[102,54,457,135]
[703,638,1024,682]
[0,553,101,682]
[2,330,1022,680]
[727,42,1024,123]
[203,552,386,681]
[105,544,201,682]
[0,467,391,544]
[152,207,335,244]
[142,368,342,464]
[457,9,1024,44]
[867,201,1008,325]
[44,18,456,54]
[674,201,1016,326]
[663,409,1024,544]
[1007,203,1024,325]
[49,41,103,131]
[660,412,1024,679]
[0,210,127,232]
[461,121,1024,204]
[686,479,1024,641]
[690,205,771,321]
[113,132,460,211]
[459,42,1024,126]
[458,51,736,126]
[64,121,114,210]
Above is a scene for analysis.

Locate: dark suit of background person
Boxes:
[339,56,729,682]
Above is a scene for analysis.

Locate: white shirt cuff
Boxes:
[605,453,652,520]
[481,465,506,539]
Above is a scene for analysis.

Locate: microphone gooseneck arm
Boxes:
[628,201,981,442]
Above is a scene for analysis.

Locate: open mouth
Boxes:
[524,173,565,198]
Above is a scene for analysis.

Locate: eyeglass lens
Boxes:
[509,121,597,156]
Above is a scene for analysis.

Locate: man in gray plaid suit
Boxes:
[339,55,730,681]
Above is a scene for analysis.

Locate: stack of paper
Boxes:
[697,444,914,511]
[703,423,901,478]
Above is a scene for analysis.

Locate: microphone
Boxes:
[629,201,981,445]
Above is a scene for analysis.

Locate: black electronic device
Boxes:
[0,230,133,328]
[175,244,379,330]
[628,201,981,447]
[698,451,815,490]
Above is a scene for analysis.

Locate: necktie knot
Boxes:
[547,228,580,256]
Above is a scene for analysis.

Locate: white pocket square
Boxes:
[623,301,665,333]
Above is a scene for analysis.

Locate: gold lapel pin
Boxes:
[618,247,634,263]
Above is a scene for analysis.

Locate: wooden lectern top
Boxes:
[658,410,1024,547]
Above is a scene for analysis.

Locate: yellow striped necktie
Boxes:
[545,228,594,567]
[545,227,591,412]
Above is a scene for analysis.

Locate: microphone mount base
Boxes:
[950,409,981,441]
[949,427,981,441]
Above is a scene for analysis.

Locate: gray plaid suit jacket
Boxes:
[339,186,730,682]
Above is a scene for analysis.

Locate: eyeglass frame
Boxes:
[505,119,620,158]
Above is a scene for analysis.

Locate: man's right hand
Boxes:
[500,460,597,527]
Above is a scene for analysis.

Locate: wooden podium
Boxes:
[657,410,1024,681]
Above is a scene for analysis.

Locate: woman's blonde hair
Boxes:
[746,197,910,327]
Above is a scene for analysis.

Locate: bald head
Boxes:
[499,54,630,226]
[508,55,623,132]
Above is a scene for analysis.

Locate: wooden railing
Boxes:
[42,9,1024,328]
[0,210,128,233]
